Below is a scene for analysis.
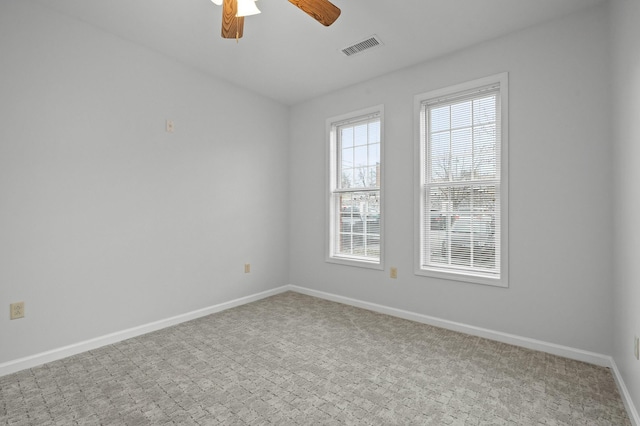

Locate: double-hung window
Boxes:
[327,106,383,268]
[415,74,508,286]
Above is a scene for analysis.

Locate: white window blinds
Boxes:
[417,76,507,285]
[328,108,383,267]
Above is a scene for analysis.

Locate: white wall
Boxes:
[611,0,640,413]
[289,5,613,355]
[0,0,622,381]
[0,0,289,364]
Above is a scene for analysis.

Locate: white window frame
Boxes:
[326,105,384,270]
[414,73,508,287]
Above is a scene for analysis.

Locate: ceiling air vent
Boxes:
[341,35,383,57]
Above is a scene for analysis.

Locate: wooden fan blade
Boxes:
[221,0,244,39]
[288,0,341,26]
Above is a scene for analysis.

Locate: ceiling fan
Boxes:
[211,0,341,40]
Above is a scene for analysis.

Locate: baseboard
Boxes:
[0,285,290,377]
[610,359,640,426]
[3,283,638,425]
[289,285,611,367]
[289,285,640,423]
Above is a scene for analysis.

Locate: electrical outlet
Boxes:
[635,336,639,360]
[10,302,24,320]
[390,267,398,279]
[244,263,251,273]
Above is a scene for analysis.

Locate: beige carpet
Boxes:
[0,291,631,425]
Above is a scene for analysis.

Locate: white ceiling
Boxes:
[32,0,605,105]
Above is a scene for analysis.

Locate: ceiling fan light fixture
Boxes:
[220,0,340,40]
[236,0,261,17]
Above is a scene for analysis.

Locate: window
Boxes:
[415,74,508,286]
[327,106,383,268]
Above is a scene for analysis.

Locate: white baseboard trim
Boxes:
[3,283,638,425]
[0,285,290,377]
[289,285,611,367]
[610,359,640,426]
[289,285,640,424]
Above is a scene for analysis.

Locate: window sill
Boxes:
[415,266,507,288]
[327,255,383,271]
